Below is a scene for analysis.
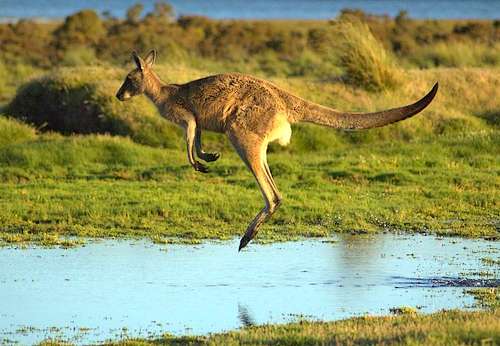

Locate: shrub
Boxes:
[333,19,402,91]
[53,10,105,50]
[126,3,144,24]
[6,67,182,148]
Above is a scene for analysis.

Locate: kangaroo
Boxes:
[116,50,438,251]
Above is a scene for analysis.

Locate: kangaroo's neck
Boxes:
[144,70,167,106]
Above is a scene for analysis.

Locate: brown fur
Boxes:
[116,50,438,250]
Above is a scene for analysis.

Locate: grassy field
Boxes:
[0,129,498,246]
[0,63,498,246]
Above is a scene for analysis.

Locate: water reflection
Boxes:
[331,234,387,301]
[237,304,256,328]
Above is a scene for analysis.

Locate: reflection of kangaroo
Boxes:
[116,50,438,250]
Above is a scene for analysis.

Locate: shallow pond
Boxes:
[0,234,498,345]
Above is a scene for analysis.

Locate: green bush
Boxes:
[334,20,402,91]
[6,67,183,148]
[53,10,105,50]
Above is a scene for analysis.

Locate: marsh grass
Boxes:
[467,288,500,310]
[92,309,500,345]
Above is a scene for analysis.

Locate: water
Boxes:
[0,234,498,345]
[0,0,499,20]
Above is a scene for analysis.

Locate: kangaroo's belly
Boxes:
[196,113,227,133]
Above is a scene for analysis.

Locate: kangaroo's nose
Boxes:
[116,92,123,101]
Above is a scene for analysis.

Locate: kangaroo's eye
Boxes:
[128,74,140,83]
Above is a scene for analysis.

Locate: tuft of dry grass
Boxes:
[334,19,402,91]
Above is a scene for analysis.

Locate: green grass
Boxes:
[0,116,37,146]
[43,309,494,346]
[0,126,497,246]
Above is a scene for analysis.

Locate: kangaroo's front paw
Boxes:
[193,161,209,173]
[202,152,220,162]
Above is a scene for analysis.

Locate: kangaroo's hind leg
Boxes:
[227,129,282,251]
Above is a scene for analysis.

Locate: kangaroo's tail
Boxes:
[289,83,438,130]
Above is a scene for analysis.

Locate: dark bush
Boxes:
[6,67,182,148]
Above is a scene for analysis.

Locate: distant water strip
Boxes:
[0,0,499,20]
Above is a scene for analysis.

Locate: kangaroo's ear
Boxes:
[132,51,145,71]
[144,49,156,68]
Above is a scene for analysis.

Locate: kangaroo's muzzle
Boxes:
[116,86,131,101]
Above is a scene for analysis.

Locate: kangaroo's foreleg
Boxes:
[195,128,220,162]
[184,118,209,173]
[228,130,282,250]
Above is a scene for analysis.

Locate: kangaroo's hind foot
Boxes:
[199,151,220,162]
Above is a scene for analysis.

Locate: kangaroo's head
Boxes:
[116,50,156,101]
